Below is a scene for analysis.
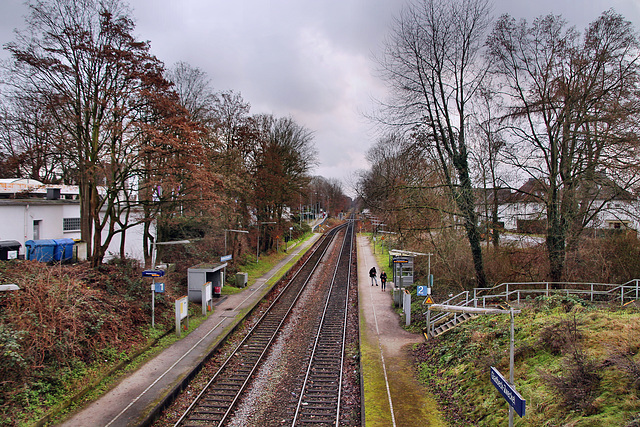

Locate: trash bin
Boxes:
[213,285,222,298]
[236,272,248,288]
[53,238,75,262]
[25,239,56,262]
[0,240,21,260]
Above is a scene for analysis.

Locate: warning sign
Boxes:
[425,296,435,305]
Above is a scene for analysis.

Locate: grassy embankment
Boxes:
[365,234,640,426]
[0,231,316,426]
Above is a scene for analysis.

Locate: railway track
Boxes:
[174,222,353,427]
[292,219,354,426]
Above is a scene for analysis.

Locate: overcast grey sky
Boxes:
[1,0,639,195]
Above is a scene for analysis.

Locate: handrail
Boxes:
[424,279,640,338]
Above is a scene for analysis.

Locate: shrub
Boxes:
[542,346,602,414]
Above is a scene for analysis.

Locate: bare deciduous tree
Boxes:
[378,0,493,287]
[487,10,640,280]
[5,0,205,265]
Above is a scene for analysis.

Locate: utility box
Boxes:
[187,262,227,303]
[236,272,248,288]
[0,240,21,260]
[25,239,56,262]
[53,238,75,262]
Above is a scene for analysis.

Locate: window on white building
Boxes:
[63,217,81,232]
[33,220,41,240]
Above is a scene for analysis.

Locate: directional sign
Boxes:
[220,254,233,262]
[142,270,165,277]
[490,366,526,418]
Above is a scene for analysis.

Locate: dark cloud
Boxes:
[1,0,639,194]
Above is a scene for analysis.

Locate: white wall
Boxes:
[0,200,151,263]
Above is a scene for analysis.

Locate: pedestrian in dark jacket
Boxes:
[380,271,387,291]
[369,267,378,286]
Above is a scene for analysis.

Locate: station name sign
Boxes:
[490,366,526,418]
[142,270,165,277]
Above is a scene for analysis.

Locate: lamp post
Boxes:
[151,239,191,269]
[257,221,276,262]
[224,229,248,257]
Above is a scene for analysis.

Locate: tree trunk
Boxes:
[547,196,566,283]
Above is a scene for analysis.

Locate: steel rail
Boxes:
[292,220,354,426]
[175,224,347,427]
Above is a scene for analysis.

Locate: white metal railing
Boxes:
[472,279,640,307]
[424,279,640,338]
[427,291,475,336]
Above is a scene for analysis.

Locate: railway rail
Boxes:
[292,219,354,425]
[174,221,354,427]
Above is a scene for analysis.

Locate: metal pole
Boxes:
[152,277,155,328]
[509,308,515,427]
[426,308,431,338]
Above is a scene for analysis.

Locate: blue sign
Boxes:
[220,254,233,262]
[417,285,430,296]
[154,283,165,293]
[490,367,526,417]
[142,270,165,277]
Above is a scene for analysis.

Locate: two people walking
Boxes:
[369,267,387,291]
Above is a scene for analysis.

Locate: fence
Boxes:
[424,279,640,338]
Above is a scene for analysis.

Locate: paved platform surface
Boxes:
[357,235,445,427]
[60,234,321,427]
[60,228,445,427]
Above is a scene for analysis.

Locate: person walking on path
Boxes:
[369,266,378,286]
[380,271,387,291]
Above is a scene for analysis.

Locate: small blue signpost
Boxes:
[490,366,526,418]
[417,285,430,296]
[143,270,165,328]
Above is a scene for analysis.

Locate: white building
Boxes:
[0,178,150,262]
[476,178,640,234]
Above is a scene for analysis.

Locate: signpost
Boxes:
[427,304,525,425]
[175,296,189,337]
[491,366,526,418]
[417,285,431,297]
[142,270,165,328]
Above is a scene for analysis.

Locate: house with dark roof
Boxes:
[476,177,639,234]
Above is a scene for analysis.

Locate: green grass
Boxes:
[414,298,640,426]
[240,232,314,285]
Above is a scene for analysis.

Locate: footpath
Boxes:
[60,228,446,427]
[357,234,446,427]
[59,233,321,427]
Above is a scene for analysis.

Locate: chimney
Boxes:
[46,188,61,200]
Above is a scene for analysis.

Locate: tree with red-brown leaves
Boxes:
[251,114,316,253]
[4,0,215,266]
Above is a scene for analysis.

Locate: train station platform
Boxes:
[356,234,446,426]
[59,233,321,427]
